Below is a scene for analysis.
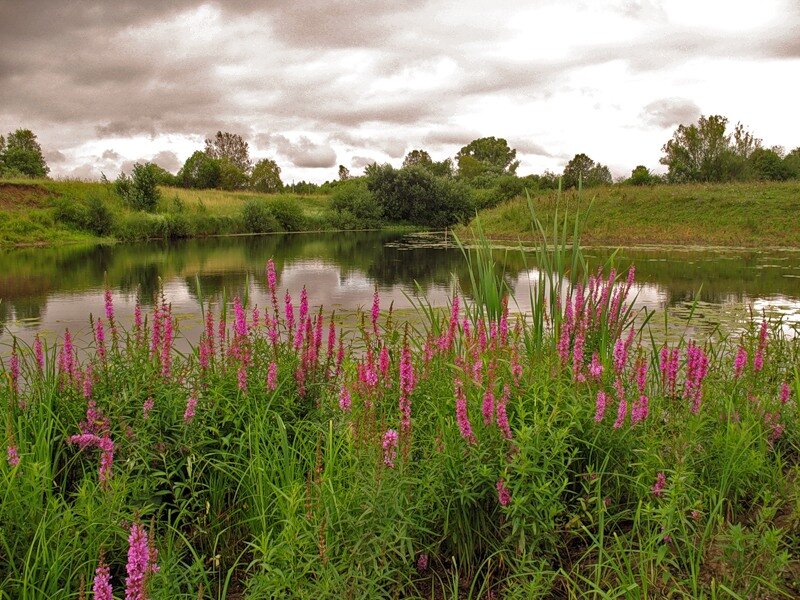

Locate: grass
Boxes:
[0,178,333,247]
[1,246,798,598]
[463,180,800,248]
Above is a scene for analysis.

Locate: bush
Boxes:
[115,163,161,212]
[84,195,114,235]
[329,181,383,229]
[270,197,305,231]
[241,199,280,233]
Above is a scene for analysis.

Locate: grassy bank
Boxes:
[463,181,800,248]
[0,179,333,247]
[2,258,799,598]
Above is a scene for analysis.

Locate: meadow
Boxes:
[2,214,799,598]
[465,180,800,248]
[0,179,333,247]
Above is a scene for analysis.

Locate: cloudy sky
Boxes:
[1,0,798,183]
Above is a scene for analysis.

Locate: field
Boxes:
[2,246,799,598]
[0,179,332,247]
[464,181,800,248]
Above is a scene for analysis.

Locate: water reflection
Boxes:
[1,231,799,348]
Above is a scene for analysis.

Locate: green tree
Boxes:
[0,129,49,177]
[204,131,252,173]
[329,180,383,228]
[660,115,737,182]
[115,162,161,212]
[218,158,249,190]
[456,137,519,178]
[782,147,800,179]
[338,165,350,181]
[562,153,612,188]
[628,165,654,186]
[749,147,791,181]
[402,149,433,169]
[250,158,283,193]
[178,151,221,189]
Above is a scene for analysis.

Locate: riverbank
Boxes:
[0,179,335,247]
[462,181,800,248]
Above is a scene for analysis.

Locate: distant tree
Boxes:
[402,149,433,169]
[250,158,283,193]
[562,153,612,188]
[338,164,350,181]
[204,131,252,174]
[0,129,49,177]
[178,151,221,189]
[628,165,655,186]
[784,147,800,179]
[217,158,248,190]
[456,137,519,178]
[429,157,455,178]
[749,147,791,181]
[115,162,161,212]
[148,163,178,187]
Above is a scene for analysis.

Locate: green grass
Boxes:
[464,181,800,248]
[0,179,333,247]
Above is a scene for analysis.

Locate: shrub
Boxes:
[84,195,114,235]
[115,162,161,212]
[270,197,305,231]
[241,199,280,233]
[329,181,383,229]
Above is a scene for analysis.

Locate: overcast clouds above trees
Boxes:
[0,0,797,182]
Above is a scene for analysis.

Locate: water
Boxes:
[2,231,799,349]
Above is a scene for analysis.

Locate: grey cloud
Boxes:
[68,163,99,180]
[422,128,482,147]
[257,134,337,168]
[509,140,552,157]
[351,156,377,170]
[641,98,701,128]
[329,132,406,158]
[44,149,67,164]
[101,149,121,160]
[151,150,181,172]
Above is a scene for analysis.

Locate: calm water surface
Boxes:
[2,231,799,349]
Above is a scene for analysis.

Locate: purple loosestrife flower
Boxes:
[780,381,791,404]
[150,305,162,358]
[134,301,143,340]
[482,385,495,426]
[327,320,336,361]
[98,436,114,488]
[34,335,44,371]
[284,291,295,339]
[160,311,173,379]
[557,301,573,365]
[371,286,380,336]
[379,345,390,382]
[589,352,603,381]
[93,556,113,600]
[124,522,158,600]
[454,376,476,444]
[754,319,768,373]
[684,343,709,414]
[233,296,247,339]
[104,288,114,323]
[183,392,198,424]
[496,384,512,440]
[652,472,666,497]
[266,259,278,314]
[499,296,509,346]
[83,367,93,399]
[496,478,511,507]
[634,357,648,395]
[9,348,19,395]
[399,340,415,431]
[631,395,649,425]
[142,397,154,419]
[267,362,278,391]
[6,445,20,467]
[382,428,398,468]
[416,554,429,572]
[335,338,345,377]
[299,286,309,326]
[95,318,106,361]
[477,319,487,352]
[237,365,248,391]
[733,346,747,379]
[594,391,608,423]
[338,385,352,412]
[251,305,259,329]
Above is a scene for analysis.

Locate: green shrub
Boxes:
[270,197,305,231]
[241,199,280,233]
[329,181,382,229]
[115,162,161,212]
[84,195,114,235]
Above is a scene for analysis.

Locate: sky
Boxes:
[1,0,798,183]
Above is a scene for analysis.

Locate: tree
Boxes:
[628,165,654,186]
[250,158,283,193]
[660,115,733,182]
[402,149,433,169]
[455,137,519,178]
[178,151,221,189]
[0,129,49,177]
[338,165,350,181]
[218,158,248,190]
[562,153,612,188]
[749,147,791,181]
[115,162,161,212]
[784,147,800,179]
[204,131,251,174]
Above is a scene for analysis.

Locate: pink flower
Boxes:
[382,428,398,468]
[399,340,415,431]
[92,556,113,600]
[237,365,248,391]
[634,356,647,395]
[9,348,19,395]
[496,478,511,507]
[589,352,603,381]
[6,445,20,468]
[338,385,352,412]
[143,397,154,419]
[496,384,512,440]
[733,346,747,379]
[104,288,115,323]
[651,472,666,497]
[594,391,607,423]
[134,301,143,335]
[379,345,390,382]
[124,522,158,600]
[34,335,44,371]
[183,392,198,423]
[454,376,476,444]
[613,396,627,429]
[299,286,309,327]
[482,385,495,425]
[754,320,768,373]
[371,287,380,335]
[266,259,278,313]
[631,394,649,425]
[83,367,93,399]
[284,291,295,338]
[97,436,114,488]
[684,343,709,414]
[233,296,247,339]
[779,381,791,404]
[267,362,278,391]
[416,553,429,572]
